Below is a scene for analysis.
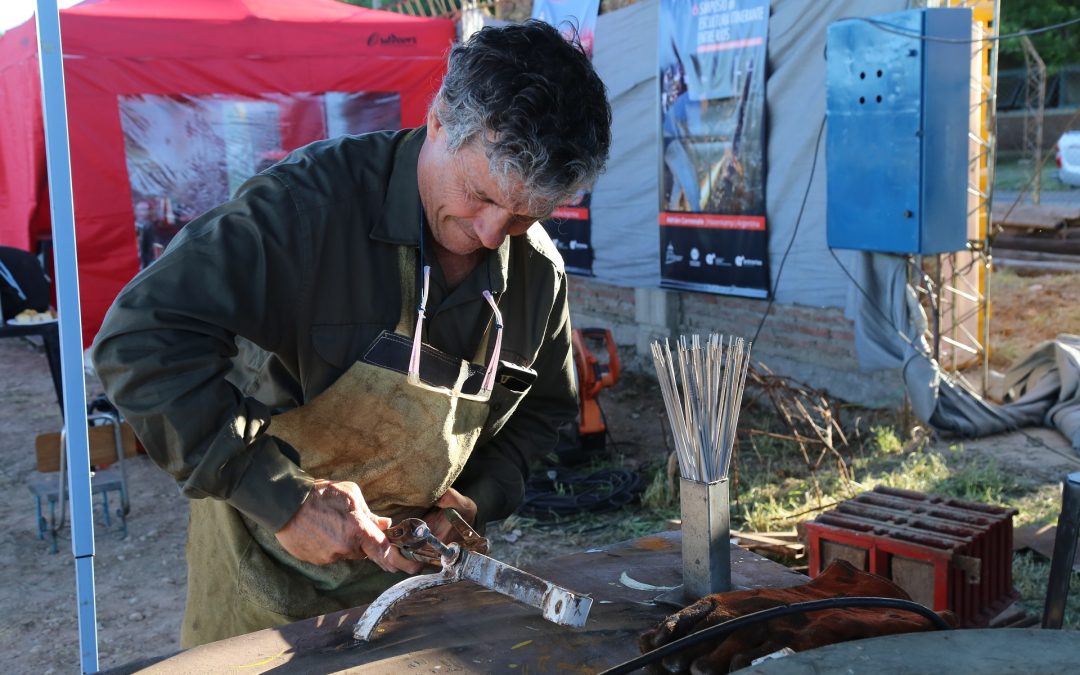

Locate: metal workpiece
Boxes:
[459,551,593,627]
[680,476,731,600]
[354,543,593,641]
[353,544,466,641]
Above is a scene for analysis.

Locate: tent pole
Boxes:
[34,1,99,672]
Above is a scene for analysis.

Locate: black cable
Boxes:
[517,467,642,520]
[856,16,1080,44]
[751,116,826,345]
[599,596,953,675]
[596,397,620,455]
[1011,424,1080,468]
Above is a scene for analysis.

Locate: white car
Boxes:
[1057,130,1080,187]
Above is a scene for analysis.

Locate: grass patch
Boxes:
[720,405,1071,627]
[640,460,678,511]
[1013,552,1080,629]
[507,391,1076,628]
[871,425,904,454]
[993,155,1074,192]
[1014,484,1066,528]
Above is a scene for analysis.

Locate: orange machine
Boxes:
[571,327,620,448]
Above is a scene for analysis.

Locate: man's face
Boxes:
[417,110,548,256]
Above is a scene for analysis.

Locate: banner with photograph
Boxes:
[533,0,601,275]
[659,0,770,297]
[532,0,600,56]
[119,92,400,270]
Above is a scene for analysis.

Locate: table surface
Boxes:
[746,628,1080,674]
[0,318,57,335]
[113,531,807,674]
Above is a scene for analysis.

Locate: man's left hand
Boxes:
[421,487,478,552]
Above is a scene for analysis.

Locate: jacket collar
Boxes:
[371,127,425,247]
[371,126,510,299]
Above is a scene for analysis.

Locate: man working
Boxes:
[92,21,611,647]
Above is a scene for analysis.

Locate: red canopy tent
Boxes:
[0,0,454,345]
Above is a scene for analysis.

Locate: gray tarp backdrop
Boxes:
[588,0,907,301]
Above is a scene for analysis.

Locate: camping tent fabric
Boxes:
[0,0,454,345]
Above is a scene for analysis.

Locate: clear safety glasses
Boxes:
[407,265,504,403]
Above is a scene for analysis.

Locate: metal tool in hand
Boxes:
[354,512,593,641]
[384,508,490,563]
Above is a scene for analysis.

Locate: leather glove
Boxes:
[638,559,958,674]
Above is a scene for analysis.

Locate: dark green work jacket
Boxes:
[92,128,577,532]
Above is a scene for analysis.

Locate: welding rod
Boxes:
[651,333,752,483]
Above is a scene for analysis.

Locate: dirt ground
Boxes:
[988,269,1080,369]
[0,337,188,674]
[1,271,1078,673]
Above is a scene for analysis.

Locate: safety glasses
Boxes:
[407,265,503,403]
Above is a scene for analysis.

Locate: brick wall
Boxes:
[568,276,904,408]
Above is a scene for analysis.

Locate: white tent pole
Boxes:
[34,0,99,672]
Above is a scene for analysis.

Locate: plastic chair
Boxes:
[1042,471,1080,629]
[27,411,131,553]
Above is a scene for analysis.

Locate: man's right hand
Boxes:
[275,479,410,572]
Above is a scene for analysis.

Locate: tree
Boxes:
[999,0,1080,75]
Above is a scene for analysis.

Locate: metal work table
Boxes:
[113,531,807,673]
[746,628,1080,674]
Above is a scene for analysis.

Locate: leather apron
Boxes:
[181,247,497,647]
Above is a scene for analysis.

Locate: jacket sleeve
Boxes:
[91,174,314,532]
[452,271,578,526]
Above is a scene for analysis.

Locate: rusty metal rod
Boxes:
[1043,472,1080,629]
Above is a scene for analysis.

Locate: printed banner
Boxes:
[545,190,593,274]
[659,0,770,297]
[119,92,399,269]
[532,0,600,56]
[533,0,600,275]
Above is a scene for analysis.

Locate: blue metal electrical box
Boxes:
[826,8,971,254]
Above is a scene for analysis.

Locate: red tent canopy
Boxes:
[0,0,453,344]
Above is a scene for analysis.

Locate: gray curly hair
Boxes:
[433,20,612,215]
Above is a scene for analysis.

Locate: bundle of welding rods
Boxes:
[651,334,752,483]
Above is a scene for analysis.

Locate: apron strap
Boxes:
[393,243,499,368]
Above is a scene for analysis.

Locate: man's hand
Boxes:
[421,488,478,550]
[275,479,414,572]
